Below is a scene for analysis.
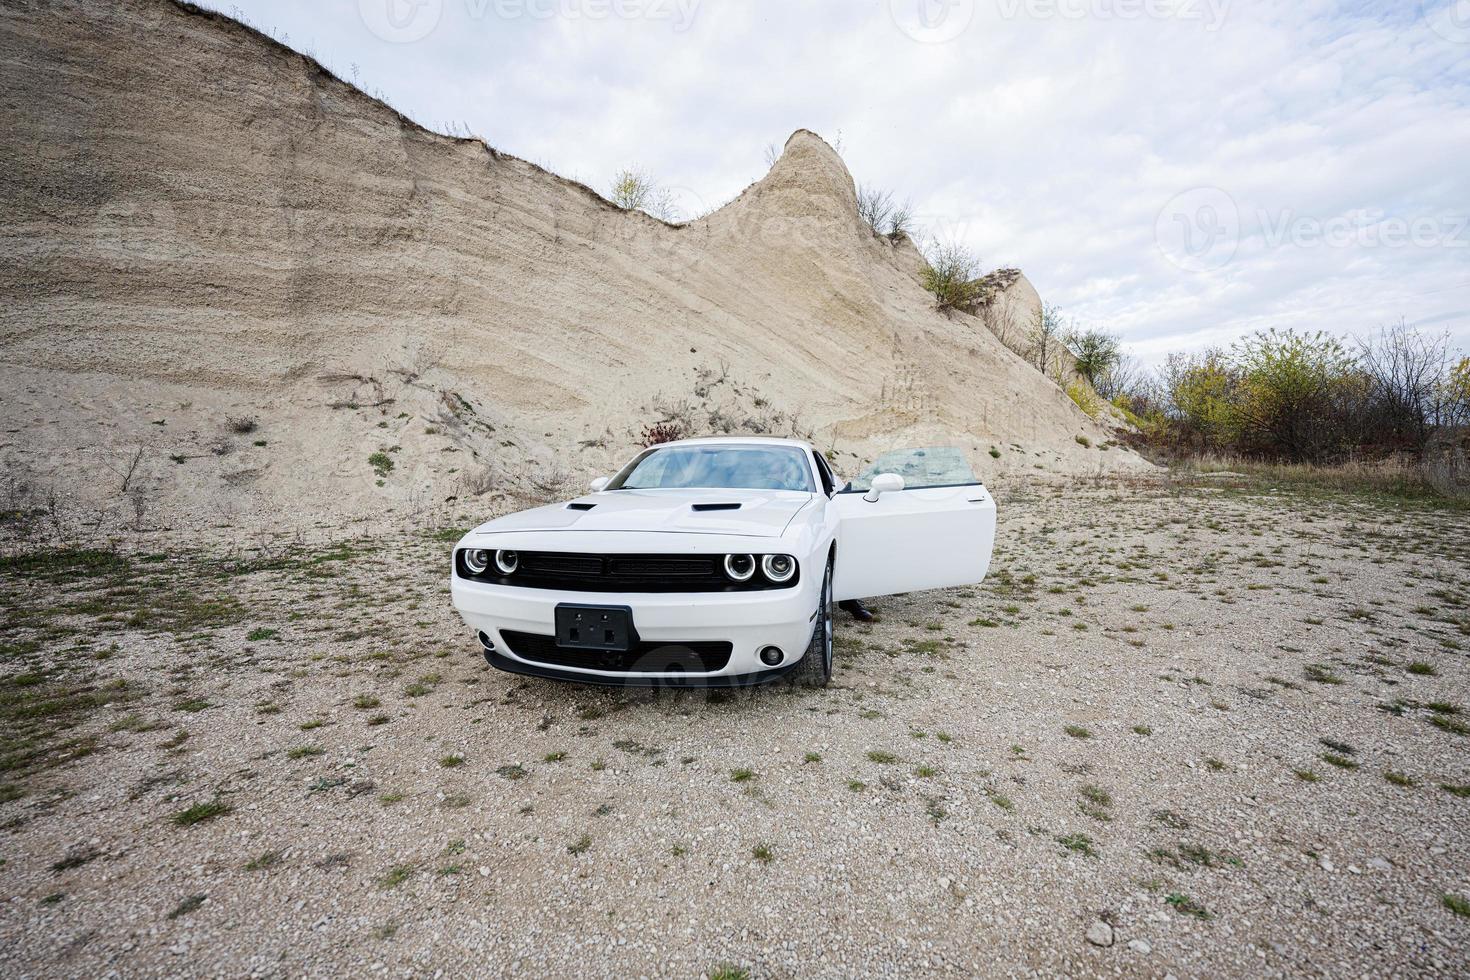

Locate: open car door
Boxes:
[832,447,995,602]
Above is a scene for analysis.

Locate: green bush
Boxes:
[920,242,983,313]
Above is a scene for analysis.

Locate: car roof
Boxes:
[654,436,814,453]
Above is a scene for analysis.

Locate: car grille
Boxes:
[501,631,733,673]
[458,551,796,592]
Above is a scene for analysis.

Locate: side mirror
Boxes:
[589,477,610,493]
[863,473,905,502]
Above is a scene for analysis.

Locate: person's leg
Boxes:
[838,599,874,622]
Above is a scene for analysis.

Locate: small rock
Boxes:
[1086,921,1114,947]
[1128,939,1152,954]
[1368,857,1392,872]
[1319,856,1335,872]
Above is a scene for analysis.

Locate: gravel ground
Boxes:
[2,477,1468,977]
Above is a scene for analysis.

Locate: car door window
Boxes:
[845,447,979,493]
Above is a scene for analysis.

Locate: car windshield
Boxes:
[608,445,815,493]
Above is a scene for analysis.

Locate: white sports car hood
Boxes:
[473,489,812,539]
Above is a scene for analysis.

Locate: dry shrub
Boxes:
[641,422,687,447]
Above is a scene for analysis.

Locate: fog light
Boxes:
[759,646,784,666]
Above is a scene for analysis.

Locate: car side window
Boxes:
[811,451,836,497]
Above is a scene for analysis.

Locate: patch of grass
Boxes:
[1407,661,1438,677]
[751,843,774,864]
[172,799,230,827]
[167,894,207,919]
[730,768,756,783]
[244,850,282,871]
[439,754,465,768]
[496,764,527,781]
[1166,893,1212,919]
[1441,784,1470,798]
[1293,768,1321,783]
[543,751,567,762]
[707,965,751,980]
[50,848,102,872]
[353,695,381,710]
[802,752,822,764]
[1321,752,1359,770]
[1304,663,1344,685]
[986,788,1014,811]
[1384,771,1418,787]
[1152,809,1191,830]
[1442,894,1470,917]
[1063,725,1092,739]
[846,780,867,792]
[1430,715,1470,736]
[1056,832,1097,857]
[865,750,898,764]
[246,628,278,642]
[567,834,592,856]
[1132,725,1153,736]
[286,745,324,760]
[378,865,414,889]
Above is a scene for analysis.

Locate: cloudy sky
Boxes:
[205,0,1470,365]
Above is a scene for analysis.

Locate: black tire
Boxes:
[790,556,834,687]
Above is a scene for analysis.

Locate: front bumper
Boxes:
[450,576,818,685]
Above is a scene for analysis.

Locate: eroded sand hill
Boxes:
[0,0,1151,530]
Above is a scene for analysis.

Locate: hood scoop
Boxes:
[691,503,742,512]
[566,502,597,511]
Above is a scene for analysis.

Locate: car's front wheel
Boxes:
[790,555,834,687]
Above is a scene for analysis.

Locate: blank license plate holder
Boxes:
[554,604,637,652]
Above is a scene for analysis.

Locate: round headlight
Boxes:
[761,554,797,583]
[494,550,520,575]
[463,549,490,575]
[723,554,756,582]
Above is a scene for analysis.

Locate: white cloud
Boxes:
[206,0,1470,363]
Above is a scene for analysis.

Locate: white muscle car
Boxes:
[450,437,995,687]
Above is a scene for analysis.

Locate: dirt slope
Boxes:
[0,0,1150,530]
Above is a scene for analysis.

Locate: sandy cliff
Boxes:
[0,0,1150,530]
